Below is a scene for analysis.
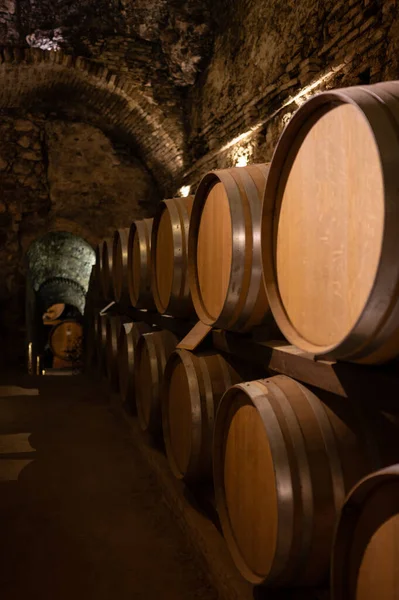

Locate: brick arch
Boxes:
[0,47,185,192]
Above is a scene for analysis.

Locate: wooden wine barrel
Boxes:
[188,165,271,332]
[135,330,178,435]
[49,320,83,361]
[127,219,155,309]
[117,321,152,407]
[162,349,242,483]
[262,82,399,363]
[151,197,194,318]
[213,375,399,586]
[112,228,130,304]
[332,465,399,600]
[105,316,126,388]
[101,237,114,300]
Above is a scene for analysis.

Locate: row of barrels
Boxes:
[88,310,399,597]
[97,80,399,365]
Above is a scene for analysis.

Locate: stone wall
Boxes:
[0,111,158,365]
[182,0,399,191]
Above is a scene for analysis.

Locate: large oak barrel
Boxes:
[112,228,130,305]
[188,165,271,332]
[213,375,399,586]
[49,320,83,362]
[262,82,399,363]
[101,237,114,300]
[105,316,126,388]
[151,197,194,318]
[117,321,152,407]
[331,465,399,600]
[127,219,155,309]
[135,330,178,435]
[162,349,242,483]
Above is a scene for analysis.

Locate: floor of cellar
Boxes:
[0,372,217,600]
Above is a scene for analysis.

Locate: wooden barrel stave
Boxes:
[162,349,242,483]
[128,218,155,309]
[101,237,114,301]
[213,374,399,586]
[189,165,271,332]
[151,197,194,318]
[105,315,126,388]
[262,82,399,363]
[112,228,130,304]
[135,330,178,435]
[117,321,152,407]
[331,464,399,600]
[49,320,83,362]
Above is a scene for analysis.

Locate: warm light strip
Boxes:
[180,65,344,190]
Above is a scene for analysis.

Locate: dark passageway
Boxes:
[0,373,216,600]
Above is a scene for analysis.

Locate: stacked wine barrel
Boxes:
[85,80,399,598]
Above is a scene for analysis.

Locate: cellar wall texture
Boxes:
[183,0,399,190]
[0,111,157,365]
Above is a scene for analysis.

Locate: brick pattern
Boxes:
[0,46,185,193]
[0,111,157,365]
[182,0,399,193]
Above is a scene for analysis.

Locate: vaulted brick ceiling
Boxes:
[0,0,215,193]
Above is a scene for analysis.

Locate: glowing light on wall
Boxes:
[235,155,249,167]
[179,185,191,197]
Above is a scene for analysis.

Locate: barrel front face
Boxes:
[213,374,396,586]
[128,219,154,309]
[151,197,194,318]
[263,84,399,362]
[155,208,174,313]
[105,316,122,387]
[118,321,152,407]
[189,166,270,332]
[163,349,243,483]
[101,238,114,300]
[332,466,399,600]
[135,330,178,435]
[112,228,129,303]
[214,381,284,585]
[50,320,83,361]
[165,355,194,478]
[196,182,233,323]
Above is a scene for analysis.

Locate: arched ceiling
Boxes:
[0,0,215,193]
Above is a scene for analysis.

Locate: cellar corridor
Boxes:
[0,372,216,600]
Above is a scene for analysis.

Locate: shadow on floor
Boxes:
[0,374,216,600]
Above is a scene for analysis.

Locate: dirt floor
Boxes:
[0,372,218,600]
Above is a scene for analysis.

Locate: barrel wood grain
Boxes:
[262,82,399,363]
[151,197,194,318]
[127,218,155,309]
[332,465,399,600]
[189,164,271,332]
[213,374,399,586]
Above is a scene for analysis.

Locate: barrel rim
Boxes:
[188,167,270,331]
[331,464,399,600]
[213,377,293,584]
[49,318,83,360]
[262,85,399,361]
[112,228,129,303]
[101,237,113,300]
[151,197,194,317]
[127,218,155,309]
[162,349,203,481]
